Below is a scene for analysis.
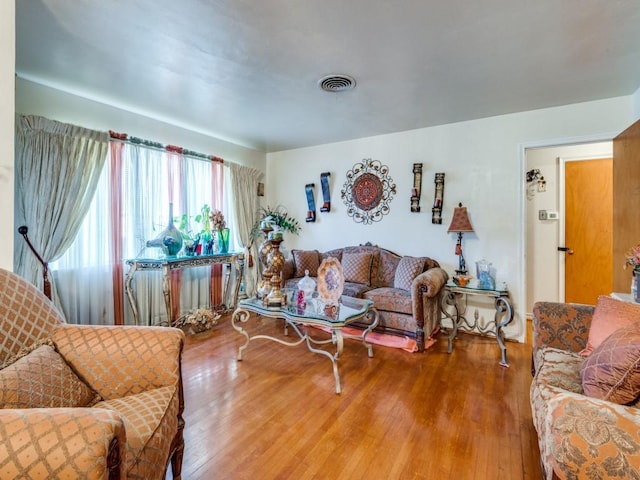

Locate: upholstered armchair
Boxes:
[0,268,185,480]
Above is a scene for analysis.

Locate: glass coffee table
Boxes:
[231,295,379,394]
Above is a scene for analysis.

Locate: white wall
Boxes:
[15,78,266,171]
[0,1,15,271]
[633,85,640,121]
[525,142,613,314]
[266,96,635,343]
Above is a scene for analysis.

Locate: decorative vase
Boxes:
[146,203,183,257]
[297,270,316,303]
[217,228,230,254]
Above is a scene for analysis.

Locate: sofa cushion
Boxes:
[342,252,374,285]
[0,344,100,408]
[580,296,640,356]
[580,322,640,404]
[363,287,413,316]
[394,256,425,291]
[377,249,401,287]
[342,281,373,299]
[292,249,320,277]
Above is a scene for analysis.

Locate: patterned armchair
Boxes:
[530,301,640,480]
[0,268,185,479]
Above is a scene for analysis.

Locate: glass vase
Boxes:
[217,228,230,254]
[634,268,640,303]
[146,203,183,257]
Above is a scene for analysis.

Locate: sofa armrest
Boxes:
[0,407,126,479]
[545,392,640,480]
[532,302,593,357]
[410,267,449,351]
[412,267,449,298]
[53,324,184,400]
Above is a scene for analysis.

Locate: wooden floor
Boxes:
[168,313,542,480]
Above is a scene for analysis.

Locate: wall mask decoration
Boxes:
[341,158,396,224]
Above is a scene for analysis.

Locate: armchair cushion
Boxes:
[580,322,640,404]
[0,344,99,409]
[341,252,373,285]
[581,296,640,356]
[393,256,425,291]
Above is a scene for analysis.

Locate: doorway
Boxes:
[524,141,613,315]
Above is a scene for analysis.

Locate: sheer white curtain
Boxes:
[52,140,230,326]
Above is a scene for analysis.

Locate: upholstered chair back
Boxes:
[0,268,64,365]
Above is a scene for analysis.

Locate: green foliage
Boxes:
[250,205,301,241]
[174,204,212,243]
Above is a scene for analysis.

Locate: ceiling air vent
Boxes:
[318,74,356,93]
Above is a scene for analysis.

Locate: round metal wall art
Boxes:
[341,158,396,224]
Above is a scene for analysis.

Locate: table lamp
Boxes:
[447,203,474,275]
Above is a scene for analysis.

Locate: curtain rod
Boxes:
[109,130,224,164]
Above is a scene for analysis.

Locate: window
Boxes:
[52,140,228,326]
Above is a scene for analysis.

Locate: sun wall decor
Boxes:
[341,158,396,224]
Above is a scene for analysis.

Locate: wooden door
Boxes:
[613,120,640,292]
[564,158,613,304]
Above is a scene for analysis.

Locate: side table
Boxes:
[441,281,513,367]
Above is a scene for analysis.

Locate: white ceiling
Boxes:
[16,0,640,153]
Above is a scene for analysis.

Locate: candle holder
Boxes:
[256,224,274,299]
[265,238,286,308]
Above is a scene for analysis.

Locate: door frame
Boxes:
[520,132,616,322]
[558,154,612,302]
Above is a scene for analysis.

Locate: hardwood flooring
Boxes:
[168,313,541,480]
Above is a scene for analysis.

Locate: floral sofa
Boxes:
[0,268,185,479]
[281,243,449,352]
[530,298,640,480]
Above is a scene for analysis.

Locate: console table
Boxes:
[441,281,513,367]
[125,253,244,326]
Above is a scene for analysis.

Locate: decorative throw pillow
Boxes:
[292,249,320,277]
[394,256,425,291]
[341,252,373,285]
[580,322,640,404]
[0,344,100,408]
[580,296,640,356]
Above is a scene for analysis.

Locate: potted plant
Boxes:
[175,204,214,255]
[250,205,301,241]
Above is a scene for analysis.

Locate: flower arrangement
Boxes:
[173,308,220,334]
[210,209,226,232]
[250,205,301,241]
[624,242,640,270]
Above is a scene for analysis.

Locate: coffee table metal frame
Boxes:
[231,295,379,394]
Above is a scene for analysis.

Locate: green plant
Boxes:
[250,205,301,242]
[174,204,213,245]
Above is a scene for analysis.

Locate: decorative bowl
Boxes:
[453,275,472,287]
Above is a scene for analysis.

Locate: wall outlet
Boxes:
[538,210,547,220]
